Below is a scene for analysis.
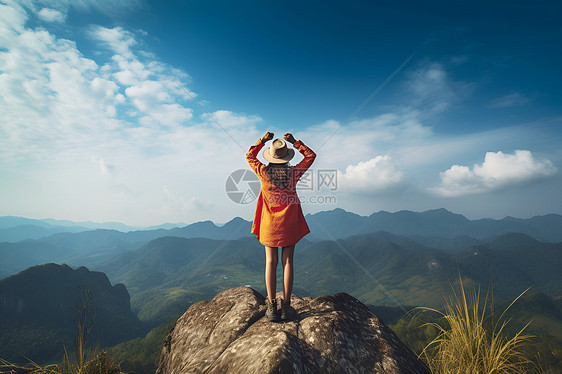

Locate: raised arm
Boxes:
[284,133,316,181]
[246,132,273,177]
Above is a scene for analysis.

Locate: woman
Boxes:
[246,132,316,322]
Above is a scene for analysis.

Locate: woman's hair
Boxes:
[266,163,293,189]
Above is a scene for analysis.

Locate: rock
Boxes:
[156,287,429,374]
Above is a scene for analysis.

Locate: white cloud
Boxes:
[297,109,433,174]
[202,110,262,129]
[488,92,529,108]
[114,69,136,86]
[37,8,66,23]
[339,155,403,192]
[98,158,111,175]
[0,1,27,37]
[433,150,557,196]
[0,6,122,161]
[0,2,261,225]
[88,26,197,127]
[403,60,474,114]
[89,26,137,59]
[17,0,143,18]
[124,81,193,127]
[110,56,152,85]
[90,156,114,176]
[159,185,213,216]
[72,0,143,15]
[125,80,169,106]
[408,62,453,113]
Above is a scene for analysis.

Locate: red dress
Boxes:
[246,139,316,247]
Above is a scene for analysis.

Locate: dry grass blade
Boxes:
[416,274,537,374]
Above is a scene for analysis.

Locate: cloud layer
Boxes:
[433,150,557,197]
[0,1,263,224]
[339,155,403,192]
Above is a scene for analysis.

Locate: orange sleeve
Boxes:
[246,139,267,178]
[292,140,316,181]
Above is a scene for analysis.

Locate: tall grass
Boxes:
[73,287,97,370]
[418,275,536,374]
[0,351,122,374]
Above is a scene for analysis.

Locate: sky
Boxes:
[1,0,561,227]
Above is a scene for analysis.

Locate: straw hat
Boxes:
[263,138,295,164]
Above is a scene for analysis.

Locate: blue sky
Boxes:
[1,0,561,226]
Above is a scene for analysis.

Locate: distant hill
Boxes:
[305,208,562,242]
[0,263,144,363]
[1,208,560,280]
[0,216,139,232]
[93,231,562,326]
[3,227,561,369]
[0,222,89,243]
[304,231,562,306]
[98,236,265,325]
[0,217,253,277]
[0,215,249,243]
[0,216,134,242]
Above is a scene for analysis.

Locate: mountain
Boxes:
[304,208,366,238]
[0,263,144,363]
[306,208,562,242]
[3,208,561,246]
[93,230,562,327]
[0,215,251,243]
[164,216,252,241]
[3,227,560,369]
[406,234,483,252]
[144,222,188,230]
[0,216,136,242]
[298,231,562,306]
[0,216,139,232]
[1,208,561,281]
[0,216,55,229]
[0,217,254,278]
[0,239,74,275]
[97,236,265,325]
[0,220,89,243]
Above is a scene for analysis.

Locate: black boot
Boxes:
[280,299,297,321]
[266,298,280,322]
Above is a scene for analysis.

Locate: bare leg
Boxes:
[281,245,295,304]
[264,246,278,302]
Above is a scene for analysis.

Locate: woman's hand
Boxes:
[261,132,274,143]
[284,133,296,144]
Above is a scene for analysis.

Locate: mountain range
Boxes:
[1,208,561,280]
[305,208,562,242]
[1,208,561,370]
[0,216,138,242]
[93,230,561,327]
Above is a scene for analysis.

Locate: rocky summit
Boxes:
[156,287,429,374]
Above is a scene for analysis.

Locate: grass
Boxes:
[0,351,123,374]
[417,274,537,374]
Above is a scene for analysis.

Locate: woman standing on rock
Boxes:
[246,132,316,322]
